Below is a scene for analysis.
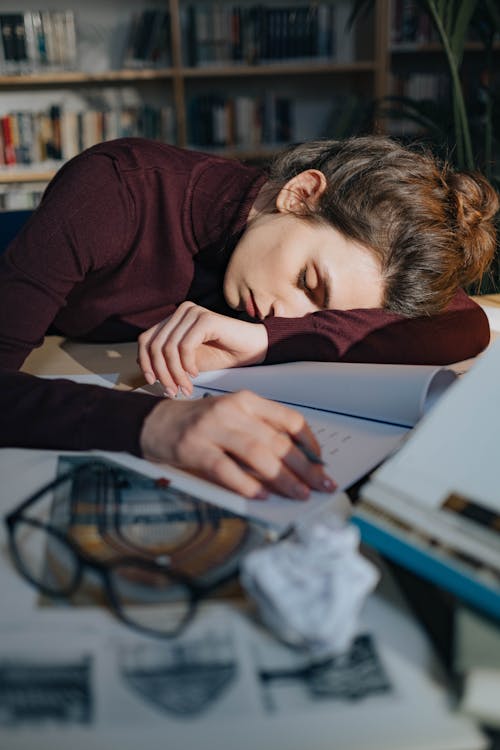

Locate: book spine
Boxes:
[1,115,16,165]
[0,14,18,72]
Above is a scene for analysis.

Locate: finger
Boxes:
[157,306,219,394]
[281,440,337,493]
[137,326,162,385]
[186,446,269,500]
[240,428,333,498]
[203,408,311,499]
[291,421,322,460]
[148,308,196,394]
[176,325,205,381]
[137,313,187,389]
[150,346,183,397]
[233,391,336,491]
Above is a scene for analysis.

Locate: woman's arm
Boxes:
[263,288,490,366]
[136,289,489,395]
[264,289,490,365]
[0,368,334,499]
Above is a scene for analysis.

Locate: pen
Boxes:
[203,392,325,465]
[295,441,325,465]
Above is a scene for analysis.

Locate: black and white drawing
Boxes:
[256,633,392,713]
[0,654,93,726]
[118,630,237,717]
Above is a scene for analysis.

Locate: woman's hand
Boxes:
[137,302,268,397]
[140,390,336,500]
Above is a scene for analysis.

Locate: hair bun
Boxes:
[447,170,499,286]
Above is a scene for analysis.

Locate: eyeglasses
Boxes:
[4,460,252,638]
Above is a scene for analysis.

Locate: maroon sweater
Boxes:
[0,138,489,455]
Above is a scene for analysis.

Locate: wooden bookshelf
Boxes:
[0,69,175,86]
[386,0,500,143]
[0,0,391,194]
[0,168,59,182]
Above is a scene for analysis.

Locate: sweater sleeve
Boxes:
[263,288,490,366]
[0,152,132,370]
[0,151,159,455]
[0,369,159,455]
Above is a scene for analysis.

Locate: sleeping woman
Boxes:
[0,135,497,498]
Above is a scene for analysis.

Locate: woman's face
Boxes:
[223,211,384,321]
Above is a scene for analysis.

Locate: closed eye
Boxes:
[297,265,330,309]
[297,266,311,294]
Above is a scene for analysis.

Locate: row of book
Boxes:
[0,104,175,167]
[0,9,173,75]
[181,2,355,66]
[391,72,449,103]
[391,0,500,46]
[390,0,438,45]
[187,92,355,148]
[188,94,288,147]
[0,182,44,211]
[122,9,171,69]
[0,10,77,73]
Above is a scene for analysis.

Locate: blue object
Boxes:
[352,511,500,622]
[0,210,33,254]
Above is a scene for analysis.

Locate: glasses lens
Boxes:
[110,563,192,636]
[11,519,79,596]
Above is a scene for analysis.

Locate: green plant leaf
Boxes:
[484,0,500,35]
[346,0,373,29]
[451,0,478,66]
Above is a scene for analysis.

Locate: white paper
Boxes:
[0,577,487,750]
[480,304,500,332]
[41,373,119,387]
[361,340,500,567]
[99,394,407,535]
[364,340,500,512]
[128,360,459,533]
[194,361,456,428]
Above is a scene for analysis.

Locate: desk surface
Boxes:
[2,296,498,749]
[21,335,142,388]
[0,445,487,750]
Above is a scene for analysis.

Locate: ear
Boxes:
[275,169,327,213]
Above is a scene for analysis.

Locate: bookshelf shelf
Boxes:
[0,0,391,204]
[0,68,175,87]
[0,168,58,183]
[180,61,377,78]
[390,41,500,55]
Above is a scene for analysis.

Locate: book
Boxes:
[0,14,19,71]
[358,339,500,621]
[103,360,457,535]
[389,563,500,729]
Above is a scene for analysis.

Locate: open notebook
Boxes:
[102,361,457,535]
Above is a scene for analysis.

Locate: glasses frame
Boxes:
[4,461,239,639]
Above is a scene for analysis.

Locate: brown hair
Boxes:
[267,136,499,316]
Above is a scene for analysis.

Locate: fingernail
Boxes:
[321,477,337,491]
[145,372,156,385]
[165,388,176,399]
[253,489,268,500]
[180,386,191,398]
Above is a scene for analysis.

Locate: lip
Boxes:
[245,290,262,320]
